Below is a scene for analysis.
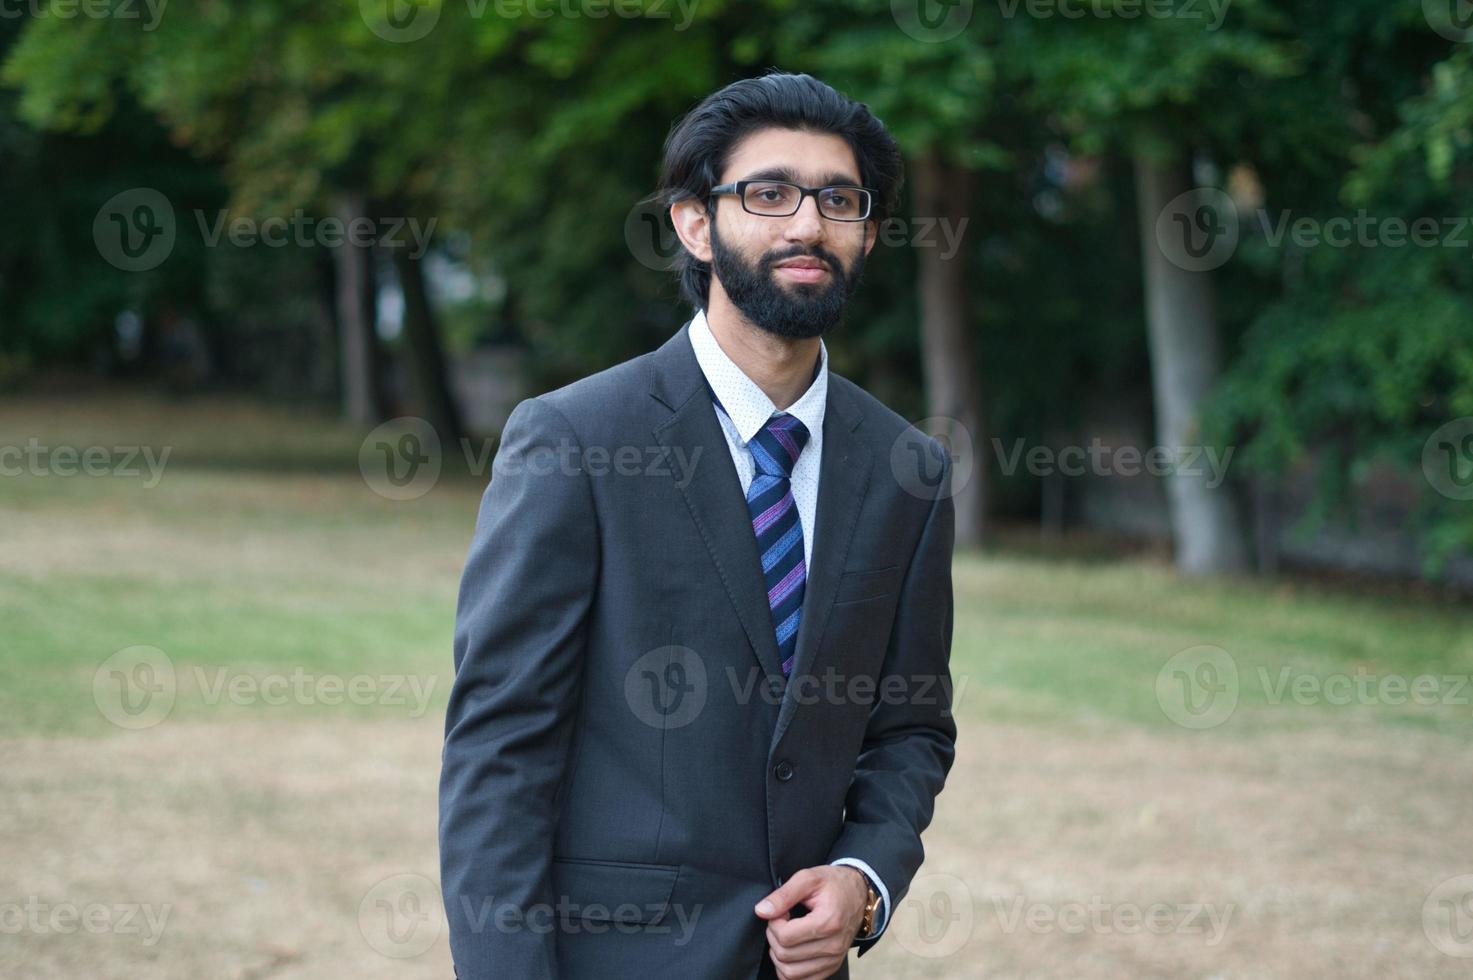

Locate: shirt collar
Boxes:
[687,307,828,447]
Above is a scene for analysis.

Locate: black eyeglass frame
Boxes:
[708,180,877,222]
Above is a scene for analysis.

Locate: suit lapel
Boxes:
[772,380,871,748]
[651,322,786,682]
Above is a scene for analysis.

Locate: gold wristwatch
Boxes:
[859,884,881,938]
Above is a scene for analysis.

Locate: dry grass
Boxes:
[5,715,1472,978]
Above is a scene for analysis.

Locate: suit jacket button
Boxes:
[774,760,795,782]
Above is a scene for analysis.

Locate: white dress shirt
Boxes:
[685,307,891,941]
[687,308,826,570]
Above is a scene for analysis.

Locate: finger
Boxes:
[756,868,819,919]
[772,948,844,980]
[769,930,846,968]
[768,903,845,947]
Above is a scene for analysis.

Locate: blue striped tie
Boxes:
[746,413,811,677]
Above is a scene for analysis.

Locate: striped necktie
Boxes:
[745,413,811,677]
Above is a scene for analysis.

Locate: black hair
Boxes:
[654,70,903,310]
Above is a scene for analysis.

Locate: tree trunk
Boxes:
[1252,476,1280,575]
[393,247,465,444]
[913,146,985,549]
[311,251,341,402]
[332,192,384,425]
[1132,150,1249,575]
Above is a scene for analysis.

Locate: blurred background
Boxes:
[2,1,1472,978]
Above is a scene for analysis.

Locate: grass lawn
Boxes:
[3,390,1472,979]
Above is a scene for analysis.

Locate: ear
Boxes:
[671,197,713,264]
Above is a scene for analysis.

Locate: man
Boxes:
[440,71,957,980]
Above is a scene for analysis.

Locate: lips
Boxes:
[773,257,829,282]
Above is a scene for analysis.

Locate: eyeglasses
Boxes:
[709,180,875,222]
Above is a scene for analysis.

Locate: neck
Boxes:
[703,290,821,412]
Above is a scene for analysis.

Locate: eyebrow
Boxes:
[739,166,864,187]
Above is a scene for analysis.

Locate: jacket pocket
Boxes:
[833,564,901,605]
[551,857,681,925]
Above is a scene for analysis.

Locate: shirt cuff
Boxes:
[829,858,890,940]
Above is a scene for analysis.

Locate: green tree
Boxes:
[1006,0,1299,574]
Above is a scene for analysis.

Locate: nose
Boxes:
[781,193,826,246]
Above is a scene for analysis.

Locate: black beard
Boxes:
[709,219,864,340]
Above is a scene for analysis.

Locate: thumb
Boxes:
[755,870,816,920]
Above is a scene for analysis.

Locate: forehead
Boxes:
[721,127,862,186]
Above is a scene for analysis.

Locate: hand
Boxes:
[754,865,869,980]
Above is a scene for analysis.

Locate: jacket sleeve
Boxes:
[439,396,598,980]
[825,443,958,957]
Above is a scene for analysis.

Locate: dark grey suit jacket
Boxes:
[440,320,957,980]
